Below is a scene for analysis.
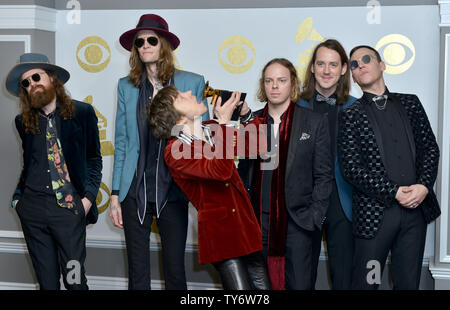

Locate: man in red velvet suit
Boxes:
[147,85,270,290]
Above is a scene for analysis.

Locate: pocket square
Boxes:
[299,133,311,141]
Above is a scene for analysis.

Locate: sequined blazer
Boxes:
[337,92,440,239]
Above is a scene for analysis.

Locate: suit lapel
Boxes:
[285,106,304,179]
[394,94,416,161]
[361,102,388,169]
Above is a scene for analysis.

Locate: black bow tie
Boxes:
[316,93,336,105]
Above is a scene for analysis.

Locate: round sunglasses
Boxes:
[134,36,159,48]
[21,72,46,88]
[350,54,372,70]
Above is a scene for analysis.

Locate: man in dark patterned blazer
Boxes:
[338,45,440,289]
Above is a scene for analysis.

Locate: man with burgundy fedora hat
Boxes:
[6,53,102,289]
[109,13,208,290]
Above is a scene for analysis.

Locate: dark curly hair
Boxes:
[147,85,181,139]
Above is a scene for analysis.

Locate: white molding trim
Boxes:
[437,33,450,263]
[429,260,450,280]
[0,281,38,290]
[0,277,221,290]
[0,5,57,32]
[440,1,450,26]
[0,237,200,254]
[0,34,31,52]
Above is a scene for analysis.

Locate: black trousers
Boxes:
[15,188,88,290]
[323,187,354,290]
[121,195,188,290]
[351,203,427,290]
[213,251,271,290]
[262,213,322,290]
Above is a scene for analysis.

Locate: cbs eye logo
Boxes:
[376,34,415,75]
[96,182,111,214]
[218,36,256,74]
[76,36,111,73]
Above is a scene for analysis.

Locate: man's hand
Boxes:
[81,197,92,217]
[395,184,429,209]
[213,91,242,124]
[240,101,250,116]
[109,195,123,229]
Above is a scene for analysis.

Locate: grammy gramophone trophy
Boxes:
[202,81,247,121]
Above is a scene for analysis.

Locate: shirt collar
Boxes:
[362,87,391,103]
[176,124,215,147]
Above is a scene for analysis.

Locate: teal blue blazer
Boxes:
[112,69,207,203]
[297,95,356,221]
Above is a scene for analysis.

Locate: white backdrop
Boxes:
[55,6,440,255]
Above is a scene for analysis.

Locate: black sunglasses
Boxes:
[21,72,45,88]
[350,54,372,70]
[134,36,159,48]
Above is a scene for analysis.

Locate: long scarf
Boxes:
[135,74,152,224]
[251,101,295,290]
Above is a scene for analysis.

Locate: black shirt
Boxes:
[261,112,284,214]
[312,90,339,165]
[312,90,341,212]
[362,90,416,187]
[25,109,61,196]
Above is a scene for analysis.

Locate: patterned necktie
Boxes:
[45,113,75,209]
[316,93,336,105]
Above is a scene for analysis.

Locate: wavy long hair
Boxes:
[18,70,75,134]
[301,39,351,105]
[257,58,301,103]
[128,33,175,88]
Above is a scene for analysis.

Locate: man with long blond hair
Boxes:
[238,58,332,290]
[298,39,356,289]
[6,53,102,290]
[108,14,207,290]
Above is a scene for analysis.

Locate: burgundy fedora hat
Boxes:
[119,14,180,51]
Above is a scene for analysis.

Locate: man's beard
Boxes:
[29,84,56,110]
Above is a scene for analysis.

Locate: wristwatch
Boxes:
[11,200,18,208]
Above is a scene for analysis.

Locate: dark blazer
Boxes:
[337,93,440,239]
[238,105,333,231]
[297,95,357,221]
[13,100,102,225]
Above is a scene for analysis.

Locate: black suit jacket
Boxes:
[238,105,333,231]
[337,93,440,239]
[13,100,102,225]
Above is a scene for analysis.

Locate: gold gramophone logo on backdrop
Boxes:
[375,34,415,75]
[218,36,256,74]
[295,17,325,83]
[76,36,111,73]
[83,95,114,214]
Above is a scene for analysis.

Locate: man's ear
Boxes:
[341,62,348,76]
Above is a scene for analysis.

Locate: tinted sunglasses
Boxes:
[350,54,372,70]
[134,36,159,48]
[21,72,46,88]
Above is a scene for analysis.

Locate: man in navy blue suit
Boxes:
[6,52,102,290]
[298,39,356,289]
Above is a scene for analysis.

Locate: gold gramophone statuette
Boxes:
[202,81,222,105]
[202,81,247,121]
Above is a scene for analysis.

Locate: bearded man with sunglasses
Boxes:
[337,45,440,289]
[6,53,102,289]
[109,14,207,290]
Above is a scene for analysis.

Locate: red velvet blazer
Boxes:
[164,123,263,264]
